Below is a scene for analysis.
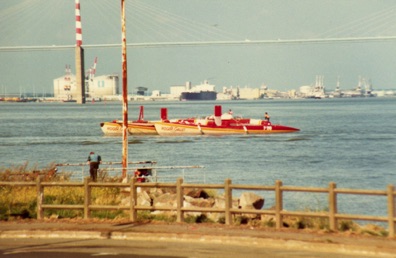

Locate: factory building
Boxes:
[85,75,119,99]
[53,60,119,101]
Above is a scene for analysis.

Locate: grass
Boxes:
[0,163,390,237]
[0,162,124,220]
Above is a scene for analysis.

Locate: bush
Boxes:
[184,214,213,224]
[339,220,357,232]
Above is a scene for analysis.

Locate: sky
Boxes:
[1,0,396,95]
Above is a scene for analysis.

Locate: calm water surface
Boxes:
[1,98,395,216]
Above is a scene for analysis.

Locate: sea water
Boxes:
[1,98,395,217]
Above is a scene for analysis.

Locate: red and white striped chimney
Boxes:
[75,0,82,47]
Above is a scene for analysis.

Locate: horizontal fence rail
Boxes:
[55,161,205,182]
[1,178,395,238]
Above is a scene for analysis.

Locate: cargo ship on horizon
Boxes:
[180,91,217,101]
[179,80,217,101]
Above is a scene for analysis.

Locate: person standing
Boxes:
[264,112,270,121]
[134,169,145,183]
[87,151,101,182]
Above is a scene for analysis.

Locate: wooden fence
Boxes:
[1,178,395,238]
[54,161,205,182]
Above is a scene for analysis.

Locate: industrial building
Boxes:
[53,61,119,101]
[217,84,291,100]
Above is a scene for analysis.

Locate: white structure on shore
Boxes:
[218,84,293,100]
[340,76,375,97]
[53,62,119,101]
[299,75,326,99]
[298,75,378,98]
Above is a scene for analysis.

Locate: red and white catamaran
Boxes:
[154,105,299,136]
[101,105,299,136]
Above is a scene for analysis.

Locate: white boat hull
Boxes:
[154,122,203,136]
[128,122,157,135]
[100,122,125,136]
[101,121,157,136]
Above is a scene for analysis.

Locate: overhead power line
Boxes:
[1,36,396,52]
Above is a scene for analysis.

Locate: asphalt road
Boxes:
[0,220,395,257]
[0,238,389,258]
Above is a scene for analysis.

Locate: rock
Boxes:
[184,189,210,199]
[183,199,202,217]
[137,190,152,206]
[149,188,165,197]
[121,190,152,207]
[206,195,239,222]
[236,192,265,219]
[184,196,214,208]
[212,195,239,209]
[153,193,177,208]
[238,192,264,210]
[119,190,264,223]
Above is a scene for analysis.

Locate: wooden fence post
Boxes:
[328,182,337,232]
[36,177,43,219]
[130,177,137,222]
[84,177,90,219]
[225,178,232,225]
[176,178,184,223]
[387,184,395,238]
[275,180,283,230]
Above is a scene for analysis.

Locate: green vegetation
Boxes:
[0,163,389,237]
[0,163,123,220]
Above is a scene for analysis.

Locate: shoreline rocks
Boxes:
[121,187,265,222]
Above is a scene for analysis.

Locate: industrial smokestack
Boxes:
[75,0,82,47]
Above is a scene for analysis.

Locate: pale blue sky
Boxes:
[1,0,396,95]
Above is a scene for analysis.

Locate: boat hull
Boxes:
[201,124,299,135]
[154,121,298,136]
[100,121,157,136]
[100,122,125,136]
[128,122,157,135]
[154,121,203,136]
